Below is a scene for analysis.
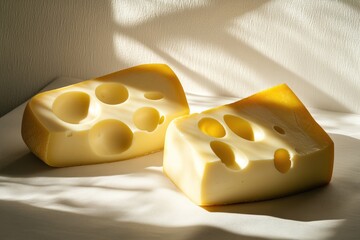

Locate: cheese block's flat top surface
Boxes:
[1,77,360,239]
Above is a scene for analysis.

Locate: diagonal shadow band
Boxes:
[0,200,269,240]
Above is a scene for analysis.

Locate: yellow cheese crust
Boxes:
[21,103,50,161]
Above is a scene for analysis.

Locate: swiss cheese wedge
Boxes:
[22,64,189,167]
[163,84,334,205]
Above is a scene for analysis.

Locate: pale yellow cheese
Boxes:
[163,84,334,206]
[22,64,189,167]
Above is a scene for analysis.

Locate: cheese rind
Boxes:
[21,64,189,167]
[163,84,334,206]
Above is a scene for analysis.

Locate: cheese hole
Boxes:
[144,91,164,100]
[159,116,165,124]
[210,141,240,170]
[274,125,285,135]
[274,148,291,173]
[52,91,90,124]
[198,118,226,138]
[66,131,73,137]
[89,119,133,155]
[95,83,128,105]
[224,115,254,141]
[133,107,161,132]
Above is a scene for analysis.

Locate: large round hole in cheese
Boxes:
[89,119,133,155]
[210,141,240,170]
[198,118,226,138]
[144,91,164,100]
[274,148,291,173]
[224,114,255,141]
[133,107,161,132]
[52,91,90,124]
[95,82,128,105]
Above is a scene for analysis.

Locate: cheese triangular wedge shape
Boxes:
[163,84,334,205]
[22,64,189,167]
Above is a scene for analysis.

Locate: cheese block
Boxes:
[163,84,334,206]
[21,64,189,167]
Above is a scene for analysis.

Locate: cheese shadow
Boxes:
[0,150,164,178]
[0,200,270,240]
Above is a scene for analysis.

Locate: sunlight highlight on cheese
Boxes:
[21,64,189,167]
[163,84,334,206]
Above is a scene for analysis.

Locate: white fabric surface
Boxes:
[0,77,359,240]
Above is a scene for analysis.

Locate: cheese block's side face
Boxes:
[21,64,189,167]
[163,84,334,206]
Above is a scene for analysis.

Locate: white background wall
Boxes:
[1,0,359,117]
